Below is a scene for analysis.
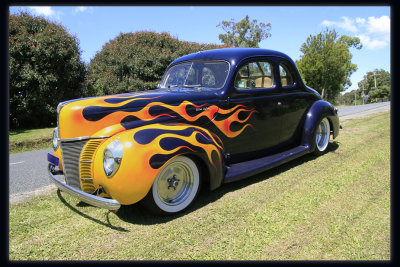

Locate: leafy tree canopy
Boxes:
[357,69,390,102]
[336,90,361,105]
[217,15,271,48]
[296,29,362,102]
[9,12,86,129]
[87,31,229,96]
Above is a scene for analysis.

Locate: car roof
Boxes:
[169,48,291,67]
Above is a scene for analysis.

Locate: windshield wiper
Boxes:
[167,85,178,88]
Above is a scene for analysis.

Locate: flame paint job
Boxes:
[50,48,340,210]
[57,88,257,205]
[58,92,163,139]
[92,123,223,205]
[59,90,257,140]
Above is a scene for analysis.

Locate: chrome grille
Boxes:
[79,139,104,193]
[60,140,88,190]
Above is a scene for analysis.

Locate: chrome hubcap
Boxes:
[316,118,330,151]
[156,161,194,206]
[167,175,180,190]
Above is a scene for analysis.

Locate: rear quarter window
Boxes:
[279,63,294,87]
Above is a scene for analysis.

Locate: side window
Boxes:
[201,62,229,88]
[279,64,294,87]
[235,61,274,89]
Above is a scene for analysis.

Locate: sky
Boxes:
[9,5,391,93]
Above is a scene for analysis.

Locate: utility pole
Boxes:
[362,79,365,105]
[354,90,356,105]
[373,71,377,102]
[373,70,383,102]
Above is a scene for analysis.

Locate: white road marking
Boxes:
[10,161,25,165]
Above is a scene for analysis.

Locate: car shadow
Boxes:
[116,141,340,225]
[57,142,339,227]
[56,189,129,232]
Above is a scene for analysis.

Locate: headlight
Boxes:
[52,127,59,151]
[103,140,123,178]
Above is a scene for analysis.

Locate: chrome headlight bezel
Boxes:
[52,127,59,151]
[103,140,123,178]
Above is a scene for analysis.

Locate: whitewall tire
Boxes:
[142,156,201,215]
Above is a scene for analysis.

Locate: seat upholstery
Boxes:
[254,76,272,88]
[281,78,287,86]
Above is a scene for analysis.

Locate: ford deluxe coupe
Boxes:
[48,48,340,215]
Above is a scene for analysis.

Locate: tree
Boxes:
[357,69,390,102]
[217,15,271,48]
[336,89,362,105]
[9,12,86,129]
[370,85,390,102]
[296,29,362,102]
[87,31,228,96]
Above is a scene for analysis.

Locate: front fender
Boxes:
[92,123,224,205]
[301,100,340,151]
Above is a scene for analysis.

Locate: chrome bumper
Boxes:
[48,163,121,211]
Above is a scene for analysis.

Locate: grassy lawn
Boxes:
[9,127,53,154]
[9,111,390,260]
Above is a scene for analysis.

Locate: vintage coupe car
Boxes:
[48,48,339,215]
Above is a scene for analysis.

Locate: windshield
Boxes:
[159,60,230,90]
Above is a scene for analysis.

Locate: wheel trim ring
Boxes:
[316,118,330,151]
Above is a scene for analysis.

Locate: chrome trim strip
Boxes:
[57,102,66,114]
[80,161,93,163]
[48,164,120,211]
[81,178,93,181]
[57,96,98,114]
[60,136,110,143]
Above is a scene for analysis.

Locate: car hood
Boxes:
[57,88,222,139]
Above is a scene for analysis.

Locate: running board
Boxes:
[224,145,310,183]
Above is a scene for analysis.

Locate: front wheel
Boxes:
[142,156,201,215]
[313,117,331,155]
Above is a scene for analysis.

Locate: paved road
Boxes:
[337,101,390,118]
[9,101,390,203]
[9,148,54,195]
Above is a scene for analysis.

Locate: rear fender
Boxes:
[92,123,224,205]
[301,100,339,151]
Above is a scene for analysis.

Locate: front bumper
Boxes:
[48,163,121,211]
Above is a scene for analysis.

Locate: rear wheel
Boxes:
[142,156,201,215]
[313,117,331,155]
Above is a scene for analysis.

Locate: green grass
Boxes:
[9,111,391,260]
[9,127,53,154]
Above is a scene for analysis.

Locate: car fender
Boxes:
[301,100,339,151]
[92,123,224,205]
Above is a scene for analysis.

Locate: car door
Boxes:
[225,58,284,163]
[277,60,316,146]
